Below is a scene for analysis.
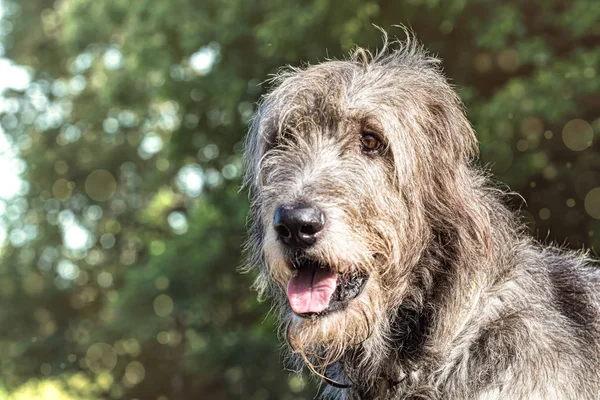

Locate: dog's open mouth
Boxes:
[286,258,368,317]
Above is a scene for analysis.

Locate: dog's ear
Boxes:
[430,102,492,256]
[380,31,479,166]
[417,87,492,255]
[426,89,479,167]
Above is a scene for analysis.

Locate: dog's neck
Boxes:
[324,239,445,397]
[327,218,516,398]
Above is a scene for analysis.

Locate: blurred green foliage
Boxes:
[0,0,598,398]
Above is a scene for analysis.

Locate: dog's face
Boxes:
[244,45,480,369]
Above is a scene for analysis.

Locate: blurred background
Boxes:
[0,0,598,399]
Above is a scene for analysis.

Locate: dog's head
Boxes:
[243,36,487,375]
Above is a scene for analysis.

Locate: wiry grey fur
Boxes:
[243,32,600,400]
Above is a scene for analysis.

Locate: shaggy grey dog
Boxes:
[243,33,600,400]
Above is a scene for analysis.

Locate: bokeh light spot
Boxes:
[97,271,113,288]
[103,48,124,70]
[60,211,93,251]
[103,118,119,134]
[497,48,520,72]
[157,331,170,344]
[52,178,73,201]
[85,170,117,202]
[155,276,170,291]
[153,294,173,317]
[562,119,593,151]
[96,372,114,391]
[584,187,600,219]
[150,240,166,256]
[168,330,182,346]
[167,211,188,234]
[205,168,223,188]
[543,165,558,180]
[40,363,52,376]
[156,158,170,171]
[71,52,93,73]
[190,45,218,75]
[531,152,548,169]
[105,219,121,234]
[0,149,27,200]
[177,164,204,197]
[107,290,119,302]
[85,343,117,374]
[57,260,79,280]
[69,75,87,94]
[54,160,69,175]
[439,20,453,34]
[288,375,306,393]
[85,204,103,221]
[200,144,219,160]
[125,361,145,386]
[138,133,164,159]
[0,59,31,92]
[100,233,116,249]
[222,164,239,180]
[539,208,551,220]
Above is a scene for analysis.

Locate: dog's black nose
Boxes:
[273,204,325,248]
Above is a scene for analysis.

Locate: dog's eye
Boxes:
[360,133,382,153]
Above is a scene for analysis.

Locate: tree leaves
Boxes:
[0,0,598,398]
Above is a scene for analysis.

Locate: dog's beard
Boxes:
[281,275,387,376]
[258,213,406,377]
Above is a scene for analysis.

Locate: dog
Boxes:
[243,33,600,399]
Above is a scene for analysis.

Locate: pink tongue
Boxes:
[287,268,337,314]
